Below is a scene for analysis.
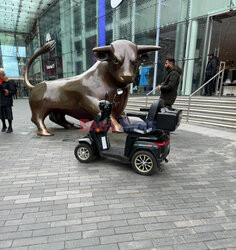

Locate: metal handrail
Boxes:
[186,69,224,122]
[145,88,158,107]
[215,61,226,95]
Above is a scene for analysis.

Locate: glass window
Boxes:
[135,1,156,33]
[160,0,188,26]
[232,0,236,8]
[85,1,97,31]
[86,35,97,69]
[0,33,27,78]
[105,30,113,45]
[191,0,231,18]
[75,41,82,56]
[136,0,153,6]
[74,6,81,36]
[1,45,19,77]
[120,24,130,40]
[120,0,128,19]
[105,0,113,24]
[39,0,63,79]
[75,61,83,75]
[156,25,177,85]
[191,18,208,92]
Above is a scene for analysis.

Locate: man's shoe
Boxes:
[1,127,7,132]
[6,127,13,133]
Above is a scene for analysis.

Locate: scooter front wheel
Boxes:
[74,143,94,163]
[131,150,157,175]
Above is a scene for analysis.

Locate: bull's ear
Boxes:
[93,46,111,61]
[137,45,161,54]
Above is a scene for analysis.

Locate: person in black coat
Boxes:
[204,53,218,96]
[0,68,16,133]
[156,58,182,108]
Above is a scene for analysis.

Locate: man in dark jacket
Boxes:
[204,52,218,96]
[157,58,182,108]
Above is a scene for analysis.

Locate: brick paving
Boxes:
[0,98,236,250]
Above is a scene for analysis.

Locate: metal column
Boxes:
[152,0,162,95]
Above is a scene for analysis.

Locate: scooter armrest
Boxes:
[126,112,147,121]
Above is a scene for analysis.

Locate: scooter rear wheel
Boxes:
[131,150,157,175]
[74,143,94,163]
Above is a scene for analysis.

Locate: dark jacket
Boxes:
[160,66,182,106]
[0,80,16,107]
[205,56,218,78]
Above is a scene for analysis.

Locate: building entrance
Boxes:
[210,11,236,86]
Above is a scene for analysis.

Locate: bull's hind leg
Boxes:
[49,112,81,129]
[31,109,54,136]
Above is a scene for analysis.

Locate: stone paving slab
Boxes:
[0,99,236,249]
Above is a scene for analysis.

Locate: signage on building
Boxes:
[46,64,55,70]
[46,33,52,42]
[111,0,123,8]
[45,60,56,75]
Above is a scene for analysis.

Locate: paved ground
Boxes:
[0,99,236,250]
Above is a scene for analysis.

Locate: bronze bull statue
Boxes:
[24,39,160,136]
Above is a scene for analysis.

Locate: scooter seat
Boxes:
[120,119,156,134]
[119,99,164,134]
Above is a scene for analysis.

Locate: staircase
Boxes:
[125,96,236,130]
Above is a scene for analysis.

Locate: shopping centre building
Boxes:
[0,0,236,97]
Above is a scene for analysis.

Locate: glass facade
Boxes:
[1,0,236,96]
[0,33,28,97]
[0,33,26,78]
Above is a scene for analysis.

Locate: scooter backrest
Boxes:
[146,99,164,121]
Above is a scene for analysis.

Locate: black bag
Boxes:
[156,108,182,132]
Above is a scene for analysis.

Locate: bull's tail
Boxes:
[24,40,56,89]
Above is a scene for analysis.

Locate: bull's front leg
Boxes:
[80,95,100,118]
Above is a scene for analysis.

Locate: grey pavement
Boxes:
[0,98,236,250]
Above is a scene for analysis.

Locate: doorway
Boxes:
[210,11,236,83]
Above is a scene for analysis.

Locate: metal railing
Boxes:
[146,62,226,122]
[145,88,158,107]
[186,64,225,122]
[215,61,226,96]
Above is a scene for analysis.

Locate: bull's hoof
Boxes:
[37,130,54,136]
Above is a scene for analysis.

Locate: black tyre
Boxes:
[74,143,94,163]
[131,150,157,175]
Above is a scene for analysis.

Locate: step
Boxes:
[127,103,236,112]
[127,101,236,111]
[173,106,236,113]
[186,119,236,129]
[125,107,236,123]
[135,95,236,101]
[173,108,236,117]
[133,99,236,107]
[183,113,236,123]
[173,100,236,105]
[126,96,236,130]
[146,95,236,100]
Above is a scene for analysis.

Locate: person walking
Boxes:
[0,68,17,133]
[204,52,218,96]
[156,58,182,109]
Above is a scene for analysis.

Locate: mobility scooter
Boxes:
[74,89,182,175]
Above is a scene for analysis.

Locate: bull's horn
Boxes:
[137,45,161,54]
[92,45,111,52]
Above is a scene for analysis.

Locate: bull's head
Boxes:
[93,40,160,87]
